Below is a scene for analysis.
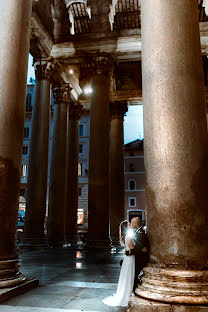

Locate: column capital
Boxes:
[52,84,72,104]
[33,57,60,81]
[68,101,83,120]
[87,52,114,76]
[110,101,128,120]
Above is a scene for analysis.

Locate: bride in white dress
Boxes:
[102,220,135,307]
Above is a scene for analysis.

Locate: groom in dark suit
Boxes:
[126,217,149,291]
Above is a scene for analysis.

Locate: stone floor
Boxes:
[1,247,128,312]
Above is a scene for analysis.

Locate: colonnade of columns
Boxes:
[1,0,208,306]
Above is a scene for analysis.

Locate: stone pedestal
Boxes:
[130,297,208,312]
[23,60,56,247]
[0,0,32,287]
[65,102,83,243]
[88,53,112,247]
[136,0,208,305]
[109,101,128,246]
[47,85,71,246]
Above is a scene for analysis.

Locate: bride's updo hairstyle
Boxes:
[119,220,129,246]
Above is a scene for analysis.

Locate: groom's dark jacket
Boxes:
[126,226,149,285]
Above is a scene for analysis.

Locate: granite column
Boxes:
[136,0,208,304]
[109,101,127,246]
[23,60,56,246]
[88,53,112,247]
[47,85,71,246]
[65,102,83,243]
[0,0,32,286]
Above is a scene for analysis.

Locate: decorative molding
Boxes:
[110,101,128,120]
[33,58,60,81]
[87,52,114,75]
[52,84,72,104]
[109,0,118,31]
[65,0,91,35]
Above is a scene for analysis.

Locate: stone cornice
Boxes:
[31,12,53,57]
[50,23,208,61]
[50,34,142,62]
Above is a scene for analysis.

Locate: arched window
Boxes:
[26,93,32,112]
[129,179,136,190]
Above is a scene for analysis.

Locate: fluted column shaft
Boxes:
[47,85,70,245]
[0,0,32,287]
[110,102,127,245]
[88,53,112,246]
[65,103,83,243]
[24,60,55,246]
[136,0,208,304]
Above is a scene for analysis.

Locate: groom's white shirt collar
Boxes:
[136,226,143,233]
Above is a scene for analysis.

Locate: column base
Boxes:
[130,296,208,312]
[0,278,39,304]
[0,259,25,288]
[47,236,66,248]
[135,264,208,305]
[20,236,48,249]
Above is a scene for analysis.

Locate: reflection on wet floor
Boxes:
[2,247,128,312]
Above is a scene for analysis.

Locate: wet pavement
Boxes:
[1,247,128,312]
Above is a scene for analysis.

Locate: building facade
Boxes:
[124,139,145,223]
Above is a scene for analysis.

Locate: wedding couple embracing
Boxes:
[102,217,149,307]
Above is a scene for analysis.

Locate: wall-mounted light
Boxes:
[83,86,93,94]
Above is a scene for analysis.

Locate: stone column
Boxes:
[47,85,71,246]
[109,101,128,246]
[65,102,83,243]
[136,0,208,304]
[23,59,56,246]
[88,53,112,247]
[0,0,32,287]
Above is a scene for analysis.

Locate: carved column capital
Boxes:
[68,101,83,120]
[34,58,60,81]
[110,101,128,120]
[52,84,72,104]
[87,52,114,76]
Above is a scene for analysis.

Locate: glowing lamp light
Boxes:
[127,228,134,239]
[83,86,93,94]
[69,69,74,74]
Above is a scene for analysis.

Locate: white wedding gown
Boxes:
[102,236,135,307]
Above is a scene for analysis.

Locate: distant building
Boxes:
[19,85,90,230]
[124,139,145,223]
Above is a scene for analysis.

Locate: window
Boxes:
[78,163,83,176]
[21,165,27,177]
[24,127,30,139]
[20,189,26,198]
[79,125,84,136]
[79,144,84,153]
[26,93,32,112]
[129,163,134,172]
[23,146,29,155]
[129,197,136,207]
[79,187,82,197]
[129,180,136,190]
